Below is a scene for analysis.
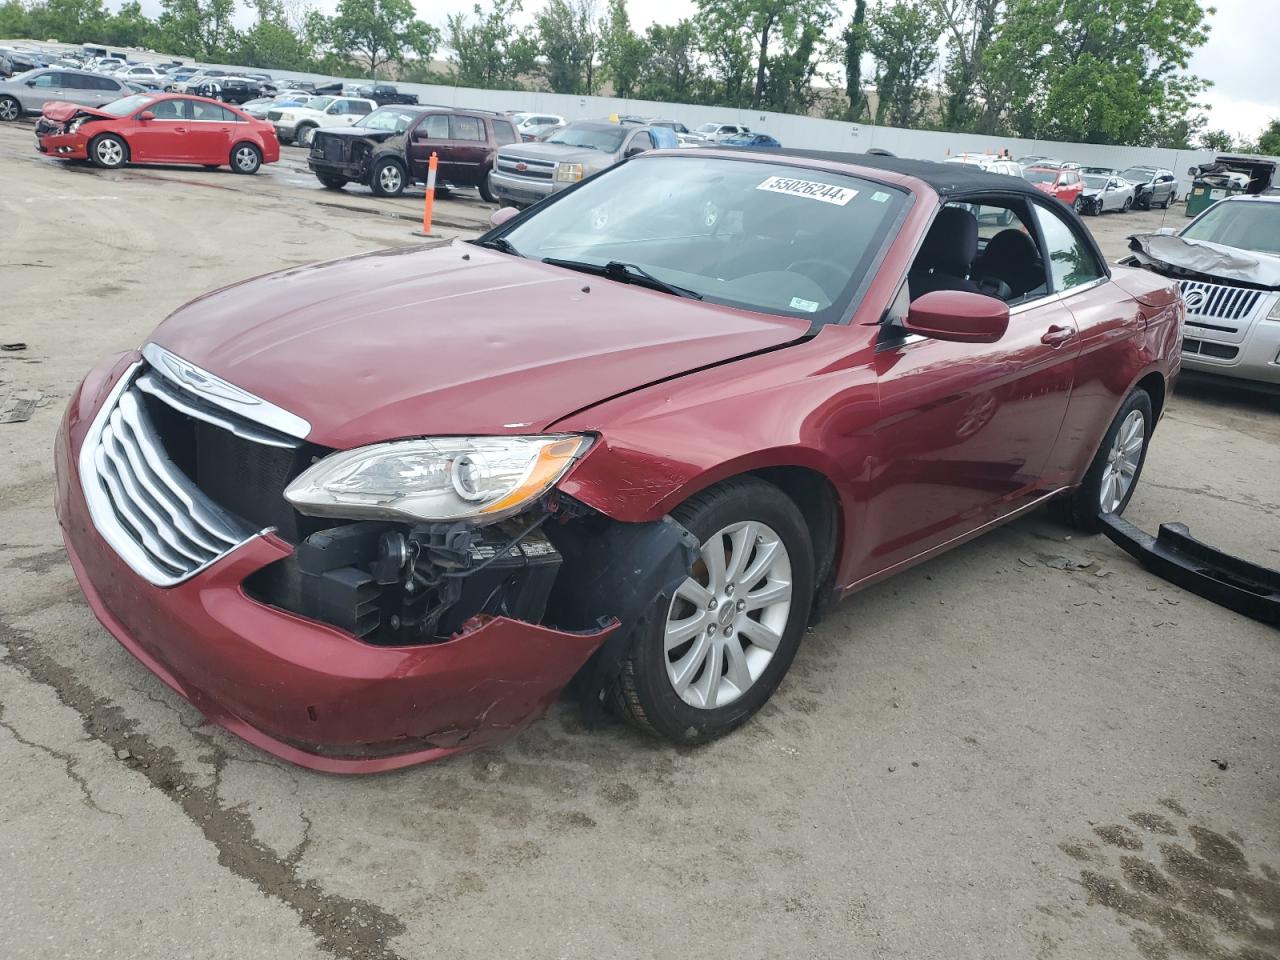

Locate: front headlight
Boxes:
[1267,296,1280,321]
[67,117,85,134]
[279,112,294,122]
[555,162,583,183]
[284,435,592,523]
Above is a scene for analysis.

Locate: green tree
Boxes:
[927,0,1000,130]
[1198,130,1233,152]
[980,0,1212,144]
[841,0,869,121]
[0,1,31,39]
[596,0,645,98]
[866,0,942,128]
[1257,121,1280,157]
[103,1,160,48]
[694,0,754,107]
[326,0,439,80]
[761,5,834,114]
[157,0,238,58]
[445,0,536,89]
[634,20,704,103]
[535,0,598,94]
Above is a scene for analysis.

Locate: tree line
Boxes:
[1,0,1269,150]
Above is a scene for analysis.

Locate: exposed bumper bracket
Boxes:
[1099,515,1280,626]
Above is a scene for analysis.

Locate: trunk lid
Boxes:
[149,243,810,449]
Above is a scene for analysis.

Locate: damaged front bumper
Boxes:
[54,364,627,773]
[35,130,88,160]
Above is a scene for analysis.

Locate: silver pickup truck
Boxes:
[489,120,655,208]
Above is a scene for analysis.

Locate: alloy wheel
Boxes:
[379,164,403,193]
[1100,409,1145,513]
[664,520,793,710]
[234,146,258,172]
[95,138,123,167]
[0,98,18,121]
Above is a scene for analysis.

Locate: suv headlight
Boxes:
[556,162,584,183]
[278,112,294,122]
[284,435,592,523]
[1267,296,1280,321]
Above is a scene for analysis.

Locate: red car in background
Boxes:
[56,151,1182,772]
[35,93,279,174]
[1025,165,1086,211]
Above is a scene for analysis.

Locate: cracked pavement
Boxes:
[2,124,1277,960]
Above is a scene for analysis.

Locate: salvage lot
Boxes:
[2,121,1278,960]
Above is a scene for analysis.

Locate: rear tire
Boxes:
[316,172,348,190]
[0,96,20,122]
[370,158,405,197]
[89,133,128,169]
[610,477,814,744]
[230,142,261,175]
[1052,388,1154,533]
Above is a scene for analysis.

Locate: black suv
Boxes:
[308,105,518,200]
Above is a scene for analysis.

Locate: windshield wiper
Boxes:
[474,236,522,257]
[542,258,703,300]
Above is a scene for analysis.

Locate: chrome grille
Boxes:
[1178,280,1262,327]
[80,365,259,586]
[267,110,282,122]
[496,155,556,180]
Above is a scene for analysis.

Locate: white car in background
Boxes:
[1079,173,1136,215]
[510,112,565,141]
[944,154,1024,178]
[117,64,166,86]
[267,95,376,145]
[688,122,751,144]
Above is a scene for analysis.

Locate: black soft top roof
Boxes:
[774,149,1039,198]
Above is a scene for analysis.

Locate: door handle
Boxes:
[1041,324,1076,346]
[174,126,187,133]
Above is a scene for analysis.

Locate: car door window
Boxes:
[1032,203,1104,292]
[492,120,517,145]
[148,98,187,120]
[29,72,60,88]
[190,100,233,121]
[627,131,654,154]
[350,100,372,115]
[89,75,120,91]
[418,114,450,139]
[450,115,484,141]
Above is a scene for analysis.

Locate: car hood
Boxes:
[500,143,615,165]
[147,242,811,449]
[315,126,398,143]
[1127,233,1280,289]
[41,100,117,122]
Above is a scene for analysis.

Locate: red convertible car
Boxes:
[55,151,1182,772]
[35,92,279,174]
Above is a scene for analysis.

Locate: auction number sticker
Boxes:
[756,176,857,205]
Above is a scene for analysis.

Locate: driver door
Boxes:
[407,112,452,182]
[128,98,193,162]
[862,200,1079,572]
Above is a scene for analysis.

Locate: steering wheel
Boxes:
[786,258,846,299]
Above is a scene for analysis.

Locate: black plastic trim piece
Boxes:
[1099,515,1280,626]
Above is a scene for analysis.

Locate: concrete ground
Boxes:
[2,127,1277,960]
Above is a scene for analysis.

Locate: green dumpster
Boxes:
[1185,179,1246,217]
[1185,156,1277,217]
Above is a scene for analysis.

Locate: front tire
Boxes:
[370,158,405,197]
[89,133,128,169]
[230,142,262,174]
[0,95,20,122]
[611,477,814,744]
[1053,388,1154,533]
[296,124,317,147]
[1122,196,1133,212]
[479,171,497,203]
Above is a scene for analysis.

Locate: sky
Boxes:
[120,0,1275,141]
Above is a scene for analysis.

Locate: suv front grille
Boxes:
[81,358,323,586]
[496,155,556,180]
[1178,279,1263,330]
[267,110,282,122]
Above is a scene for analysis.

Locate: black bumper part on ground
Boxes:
[1099,515,1280,626]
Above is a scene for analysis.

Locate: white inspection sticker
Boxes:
[789,296,821,312]
[756,176,857,205]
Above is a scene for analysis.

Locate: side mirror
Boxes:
[626,146,648,157]
[488,206,519,227]
[138,110,155,121]
[904,290,1009,344]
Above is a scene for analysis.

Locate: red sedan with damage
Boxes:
[55,151,1182,773]
[36,92,279,174]
[1025,164,1086,211]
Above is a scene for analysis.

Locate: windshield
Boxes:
[1182,201,1280,255]
[357,108,419,132]
[1025,169,1058,184]
[1120,167,1154,183]
[696,123,720,133]
[1083,175,1110,189]
[546,124,625,152]
[99,95,153,116]
[304,96,334,110]
[493,155,906,323]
